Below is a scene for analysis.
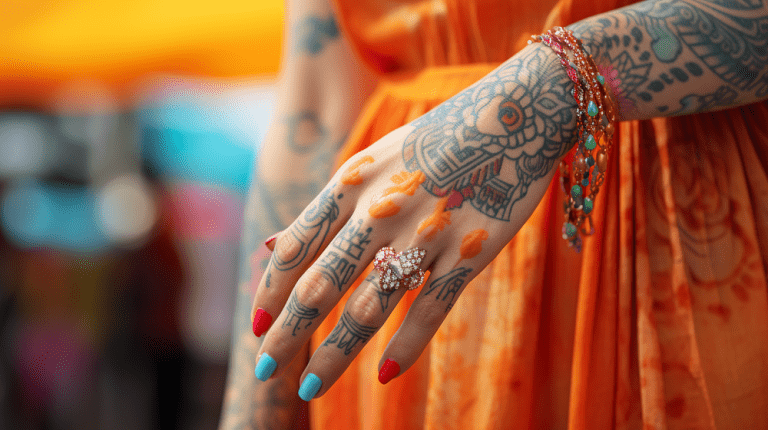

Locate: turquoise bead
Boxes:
[588,100,598,117]
[586,156,595,167]
[597,74,605,85]
[582,178,589,187]
[584,197,594,214]
[571,185,582,198]
[564,222,577,238]
[585,134,597,150]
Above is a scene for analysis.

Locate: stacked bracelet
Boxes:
[529,27,618,251]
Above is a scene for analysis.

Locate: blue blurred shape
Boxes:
[139,93,274,193]
[1,180,109,252]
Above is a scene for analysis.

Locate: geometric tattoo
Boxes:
[273,188,340,272]
[316,218,372,291]
[282,292,320,336]
[322,311,377,355]
[403,48,576,221]
[423,267,473,312]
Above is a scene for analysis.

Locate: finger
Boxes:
[296,269,411,400]
[254,215,391,380]
[376,259,476,384]
[250,185,351,337]
[264,231,282,252]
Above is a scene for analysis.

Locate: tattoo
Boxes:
[403,47,576,221]
[423,267,473,312]
[316,219,372,291]
[283,292,321,336]
[273,188,341,272]
[667,84,738,115]
[322,311,377,355]
[293,14,340,55]
[285,111,329,154]
[365,273,396,313]
[571,0,768,115]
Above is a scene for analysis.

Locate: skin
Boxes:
[217,0,376,428]
[221,0,768,427]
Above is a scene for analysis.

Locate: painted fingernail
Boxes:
[255,353,277,381]
[264,233,279,250]
[378,359,400,384]
[298,373,322,401]
[252,308,273,337]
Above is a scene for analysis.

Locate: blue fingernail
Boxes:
[298,373,322,401]
[255,353,277,381]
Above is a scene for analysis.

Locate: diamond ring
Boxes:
[373,246,426,292]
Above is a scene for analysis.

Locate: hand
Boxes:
[249,44,576,400]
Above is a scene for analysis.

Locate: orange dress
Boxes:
[310,0,768,429]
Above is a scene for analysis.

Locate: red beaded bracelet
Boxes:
[529,27,618,251]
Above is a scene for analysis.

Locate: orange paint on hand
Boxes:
[341,155,374,185]
[460,229,489,260]
[417,197,451,241]
[369,198,401,218]
[383,170,425,197]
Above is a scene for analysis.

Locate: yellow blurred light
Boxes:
[0,0,284,109]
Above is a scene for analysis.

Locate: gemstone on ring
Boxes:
[373,246,426,292]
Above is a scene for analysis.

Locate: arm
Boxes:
[218,1,376,428]
[242,0,767,404]
[571,0,768,120]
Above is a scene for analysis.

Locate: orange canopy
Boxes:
[0,0,283,110]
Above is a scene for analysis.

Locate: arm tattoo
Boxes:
[273,188,341,271]
[285,111,329,154]
[571,0,768,115]
[316,218,373,291]
[293,14,340,55]
[283,291,321,336]
[322,311,377,355]
[403,47,576,221]
[423,267,473,312]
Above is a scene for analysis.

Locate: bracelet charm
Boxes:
[529,27,618,251]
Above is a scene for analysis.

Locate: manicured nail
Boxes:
[264,233,279,250]
[298,373,322,401]
[378,359,400,384]
[252,308,272,337]
[255,353,277,381]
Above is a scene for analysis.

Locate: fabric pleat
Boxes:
[311,0,768,428]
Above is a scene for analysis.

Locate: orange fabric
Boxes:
[312,1,768,429]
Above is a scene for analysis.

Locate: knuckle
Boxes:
[346,290,383,327]
[273,229,303,266]
[296,268,335,309]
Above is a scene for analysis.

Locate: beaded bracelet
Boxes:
[529,27,618,251]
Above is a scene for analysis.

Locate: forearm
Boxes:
[219,0,376,428]
[570,0,768,120]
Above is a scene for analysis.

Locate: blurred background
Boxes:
[0,1,283,428]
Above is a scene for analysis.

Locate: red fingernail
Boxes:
[264,233,279,250]
[252,308,273,337]
[378,359,400,384]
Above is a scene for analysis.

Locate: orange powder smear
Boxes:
[341,155,375,185]
[368,198,401,218]
[383,170,425,197]
[417,197,451,241]
[460,229,489,260]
